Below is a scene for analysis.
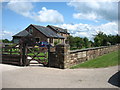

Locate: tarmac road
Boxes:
[1,64,119,88]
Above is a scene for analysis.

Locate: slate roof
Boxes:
[13,24,65,39]
[13,30,32,37]
[32,24,65,39]
[47,25,69,34]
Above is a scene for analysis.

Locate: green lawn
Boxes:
[70,50,120,69]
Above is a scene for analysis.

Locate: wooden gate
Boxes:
[25,46,49,66]
[2,36,50,66]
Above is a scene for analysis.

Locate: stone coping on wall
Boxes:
[69,45,119,54]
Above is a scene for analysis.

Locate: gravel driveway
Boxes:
[1,64,119,88]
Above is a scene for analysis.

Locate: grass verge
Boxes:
[70,50,120,69]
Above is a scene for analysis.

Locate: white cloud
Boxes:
[7,1,64,23]
[33,7,64,23]
[73,13,98,21]
[1,30,14,40]
[57,22,118,40]
[98,22,118,35]
[68,0,118,22]
[7,1,33,17]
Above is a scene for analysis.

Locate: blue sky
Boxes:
[2,0,118,40]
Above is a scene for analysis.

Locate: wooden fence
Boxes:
[2,46,22,65]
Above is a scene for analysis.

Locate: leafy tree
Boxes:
[68,32,120,50]
[83,37,89,48]
[2,39,12,43]
[75,37,84,48]
[94,36,101,47]
[94,32,108,46]
[115,34,120,44]
[89,40,94,47]
[94,32,120,47]
[67,35,75,48]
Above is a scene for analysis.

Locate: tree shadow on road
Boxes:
[108,71,120,87]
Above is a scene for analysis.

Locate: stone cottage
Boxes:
[12,24,70,46]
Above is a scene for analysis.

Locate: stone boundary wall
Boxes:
[49,44,119,69]
[65,45,119,68]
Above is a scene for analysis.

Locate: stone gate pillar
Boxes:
[55,44,70,69]
[49,44,70,69]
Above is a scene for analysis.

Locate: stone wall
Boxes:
[49,44,119,69]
